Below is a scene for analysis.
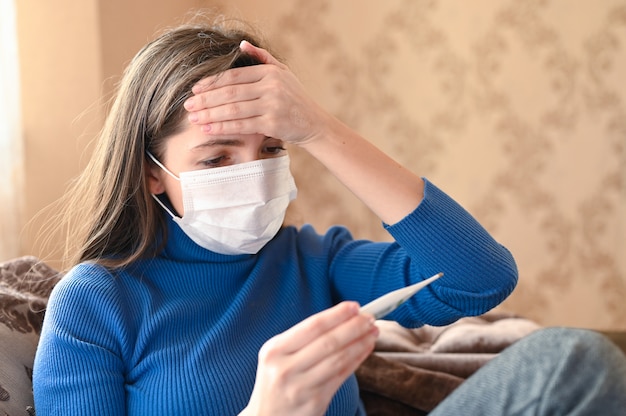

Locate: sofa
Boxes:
[1,256,625,415]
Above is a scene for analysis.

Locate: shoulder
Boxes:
[275,224,359,255]
[45,263,132,345]
[49,263,123,310]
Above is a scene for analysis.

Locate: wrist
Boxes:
[298,114,352,154]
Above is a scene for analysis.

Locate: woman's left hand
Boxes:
[184,41,332,146]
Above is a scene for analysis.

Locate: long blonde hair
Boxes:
[58,20,264,270]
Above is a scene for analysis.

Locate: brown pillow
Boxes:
[0,256,60,415]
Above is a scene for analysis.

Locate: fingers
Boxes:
[296,309,377,373]
[185,65,266,110]
[239,40,285,67]
[188,42,284,97]
[302,319,378,392]
[185,41,288,129]
[188,99,265,135]
[261,302,379,388]
[266,302,363,354]
[183,43,327,145]
[184,64,284,135]
[248,304,379,415]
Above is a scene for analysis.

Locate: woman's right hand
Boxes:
[185,41,425,225]
[240,302,379,416]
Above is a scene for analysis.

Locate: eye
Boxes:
[264,145,286,155]
[263,138,286,156]
[200,155,230,168]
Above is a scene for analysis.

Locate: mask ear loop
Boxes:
[146,151,180,181]
[146,151,181,219]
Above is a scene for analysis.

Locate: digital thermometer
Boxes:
[359,272,444,319]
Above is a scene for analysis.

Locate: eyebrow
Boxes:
[190,136,277,151]
[190,138,244,151]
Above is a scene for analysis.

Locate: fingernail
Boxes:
[201,124,212,133]
[344,301,359,315]
[371,325,380,337]
[191,84,202,94]
[188,113,198,123]
[184,98,194,110]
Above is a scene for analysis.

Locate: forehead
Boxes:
[162,124,274,157]
[163,122,208,152]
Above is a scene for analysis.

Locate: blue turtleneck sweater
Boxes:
[33,179,517,415]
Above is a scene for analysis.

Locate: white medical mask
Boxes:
[147,153,297,255]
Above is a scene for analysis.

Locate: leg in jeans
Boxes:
[429,327,626,416]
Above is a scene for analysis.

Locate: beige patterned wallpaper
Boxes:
[218,0,626,330]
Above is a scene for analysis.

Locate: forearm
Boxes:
[327,179,518,327]
[300,116,424,225]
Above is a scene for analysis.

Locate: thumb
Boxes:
[240,40,285,68]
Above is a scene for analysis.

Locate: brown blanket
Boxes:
[356,314,541,415]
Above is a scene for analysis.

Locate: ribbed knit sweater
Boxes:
[33,179,518,415]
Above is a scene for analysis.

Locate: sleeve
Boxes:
[33,264,130,415]
[328,178,518,327]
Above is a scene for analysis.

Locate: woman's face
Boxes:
[148,122,287,216]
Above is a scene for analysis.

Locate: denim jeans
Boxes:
[429,327,626,415]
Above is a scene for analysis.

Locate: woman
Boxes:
[33,18,625,415]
